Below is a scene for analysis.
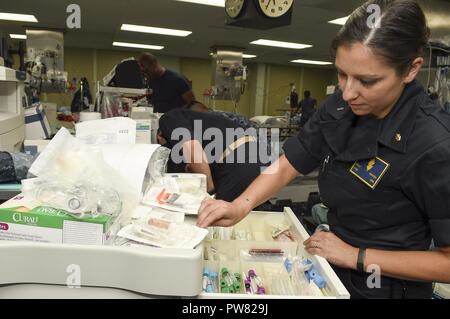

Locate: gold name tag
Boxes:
[350,157,390,189]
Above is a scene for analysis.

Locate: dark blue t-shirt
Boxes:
[149,69,190,113]
[299,97,317,116]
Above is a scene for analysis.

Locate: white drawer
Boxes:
[0,207,349,299]
[0,239,203,297]
[199,208,350,299]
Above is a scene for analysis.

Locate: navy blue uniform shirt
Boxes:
[284,80,450,251]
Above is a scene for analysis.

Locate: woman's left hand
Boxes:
[304,231,358,270]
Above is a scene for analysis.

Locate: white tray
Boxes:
[199,208,349,299]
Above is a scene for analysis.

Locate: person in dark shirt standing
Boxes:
[138,53,195,113]
[298,90,317,126]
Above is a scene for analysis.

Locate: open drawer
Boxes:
[199,207,350,299]
[0,207,349,298]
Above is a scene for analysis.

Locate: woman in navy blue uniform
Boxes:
[198,0,450,298]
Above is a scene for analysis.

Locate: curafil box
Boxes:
[0,194,117,245]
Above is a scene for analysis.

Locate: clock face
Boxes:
[257,0,294,18]
[225,0,246,19]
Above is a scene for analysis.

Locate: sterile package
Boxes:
[117,214,208,249]
[142,175,210,215]
[131,205,185,224]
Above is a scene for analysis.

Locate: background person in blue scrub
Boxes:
[138,53,195,113]
[197,0,450,298]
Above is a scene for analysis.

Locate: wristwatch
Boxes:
[357,248,366,273]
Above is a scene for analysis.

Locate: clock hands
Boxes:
[266,0,278,10]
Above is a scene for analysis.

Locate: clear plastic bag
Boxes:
[0,151,16,183]
[0,151,36,183]
[143,146,170,191]
[9,152,37,181]
[34,181,122,218]
[28,128,139,223]
[99,92,129,118]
